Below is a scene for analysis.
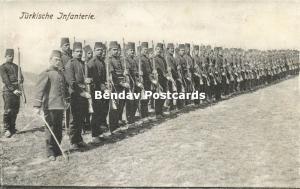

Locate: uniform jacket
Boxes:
[33,66,70,110]
[138,54,153,91]
[61,50,72,69]
[65,58,86,95]
[166,53,179,80]
[108,56,126,88]
[87,56,106,91]
[0,62,24,93]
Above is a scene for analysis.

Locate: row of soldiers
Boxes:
[1,38,299,161]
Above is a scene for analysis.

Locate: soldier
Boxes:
[165,43,179,111]
[152,43,168,119]
[108,41,129,130]
[137,42,152,119]
[33,50,69,161]
[191,45,202,105]
[65,42,90,150]
[87,42,109,143]
[82,44,93,132]
[183,43,194,105]
[124,42,139,125]
[174,44,186,109]
[60,37,72,69]
[0,49,24,138]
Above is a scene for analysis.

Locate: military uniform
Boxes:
[65,42,89,146]
[33,51,69,157]
[0,49,23,135]
[87,42,108,137]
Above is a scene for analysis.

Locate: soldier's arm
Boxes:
[0,65,17,92]
[33,72,49,108]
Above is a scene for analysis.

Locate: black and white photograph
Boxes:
[0,0,299,187]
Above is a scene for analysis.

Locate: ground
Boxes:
[0,76,299,187]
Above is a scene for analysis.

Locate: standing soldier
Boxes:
[191,45,202,105]
[152,42,168,119]
[124,42,139,125]
[174,44,187,109]
[108,41,128,130]
[33,50,70,161]
[87,42,108,143]
[82,44,93,132]
[183,43,194,105]
[0,49,24,138]
[60,37,72,70]
[165,43,179,112]
[65,42,90,150]
[137,42,152,120]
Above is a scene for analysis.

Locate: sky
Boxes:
[1,0,300,72]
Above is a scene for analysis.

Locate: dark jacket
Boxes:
[65,58,86,95]
[33,66,69,110]
[0,62,23,93]
[87,56,106,91]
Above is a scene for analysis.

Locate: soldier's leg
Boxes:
[3,92,13,134]
[69,94,85,145]
[44,110,56,157]
[53,110,63,156]
[91,100,101,137]
[140,99,149,118]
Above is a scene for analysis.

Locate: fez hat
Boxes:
[117,43,121,49]
[193,45,199,50]
[185,43,191,48]
[60,37,70,47]
[83,45,92,53]
[156,43,163,49]
[5,49,14,57]
[141,42,148,48]
[94,42,105,49]
[109,41,119,49]
[73,42,82,50]
[126,42,135,50]
[50,50,62,58]
[167,43,174,49]
[178,44,185,49]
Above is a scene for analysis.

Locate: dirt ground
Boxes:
[0,76,299,187]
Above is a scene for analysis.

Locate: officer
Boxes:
[0,49,24,138]
[87,42,109,143]
[65,42,90,150]
[33,50,70,161]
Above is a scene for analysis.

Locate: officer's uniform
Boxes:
[33,50,69,157]
[0,49,23,135]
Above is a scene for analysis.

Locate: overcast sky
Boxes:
[1,0,300,72]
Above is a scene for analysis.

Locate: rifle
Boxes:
[105,43,117,133]
[151,41,163,93]
[17,48,26,104]
[83,41,94,114]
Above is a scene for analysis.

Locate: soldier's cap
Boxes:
[141,42,148,48]
[94,42,105,50]
[5,49,14,57]
[109,41,119,49]
[178,44,185,49]
[126,42,135,50]
[206,45,211,49]
[156,43,163,49]
[214,47,222,51]
[83,45,93,53]
[117,43,121,49]
[185,43,190,48]
[193,45,199,50]
[60,37,70,47]
[167,43,174,49]
[50,50,62,59]
[73,42,82,50]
